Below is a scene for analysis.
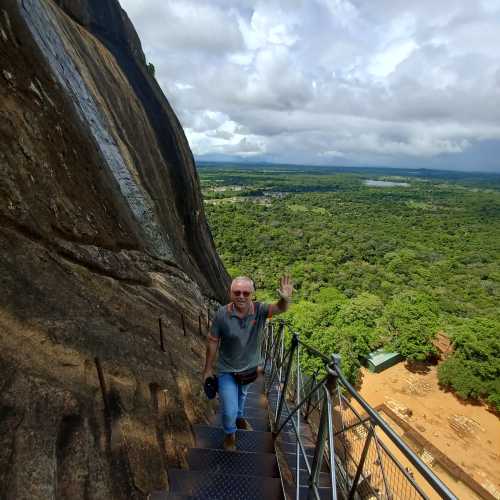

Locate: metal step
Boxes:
[235,406,269,418]
[293,469,332,487]
[246,379,265,393]
[245,393,268,408]
[207,406,268,419]
[210,414,269,431]
[242,401,268,411]
[194,425,274,453]
[299,486,336,499]
[149,493,193,499]
[278,431,315,444]
[187,448,279,477]
[283,451,329,472]
[209,406,268,422]
[168,469,283,499]
[278,440,315,455]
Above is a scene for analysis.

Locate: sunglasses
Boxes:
[233,290,251,297]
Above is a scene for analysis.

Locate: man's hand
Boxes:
[277,274,294,301]
[270,275,294,316]
[203,369,214,382]
[203,338,218,382]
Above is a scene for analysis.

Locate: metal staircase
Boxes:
[151,377,284,499]
[151,320,458,500]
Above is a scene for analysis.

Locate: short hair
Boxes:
[230,276,255,292]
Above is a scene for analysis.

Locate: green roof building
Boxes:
[365,349,403,373]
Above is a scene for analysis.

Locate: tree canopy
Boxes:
[201,166,500,409]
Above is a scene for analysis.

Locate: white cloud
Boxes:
[120,0,500,171]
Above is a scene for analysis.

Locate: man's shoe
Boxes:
[223,433,236,451]
[236,417,253,431]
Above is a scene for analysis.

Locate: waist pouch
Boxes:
[233,367,258,385]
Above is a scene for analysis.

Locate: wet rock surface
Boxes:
[0,1,228,498]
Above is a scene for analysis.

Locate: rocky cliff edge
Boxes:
[0,0,229,497]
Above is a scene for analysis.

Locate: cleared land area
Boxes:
[359,363,500,499]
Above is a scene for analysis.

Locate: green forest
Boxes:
[199,163,500,410]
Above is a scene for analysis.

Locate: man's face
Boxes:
[230,280,253,308]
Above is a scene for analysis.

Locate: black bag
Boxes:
[204,376,218,399]
[233,367,258,385]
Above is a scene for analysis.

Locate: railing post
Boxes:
[308,387,329,499]
[325,359,339,500]
[278,324,285,392]
[274,333,298,432]
[304,368,320,420]
[267,327,280,393]
[308,356,340,500]
[263,322,272,372]
[348,426,374,500]
[268,322,285,396]
[295,339,301,500]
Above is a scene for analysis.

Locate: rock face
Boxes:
[0,0,229,498]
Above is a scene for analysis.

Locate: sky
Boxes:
[120,0,500,172]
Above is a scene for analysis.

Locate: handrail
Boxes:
[263,320,458,500]
[332,365,457,499]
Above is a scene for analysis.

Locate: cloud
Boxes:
[123,0,244,54]
[120,0,500,171]
[209,129,234,140]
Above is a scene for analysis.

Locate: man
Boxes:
[203,275,293,451]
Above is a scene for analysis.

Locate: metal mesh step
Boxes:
[269,421,311,436]
[279,431,315,444]
[217,406,267,418]
[278,440,315,455]
[251,406,270,418]
[194,425,274,453]
[168,469,283,500]
[283,451,329,472]
[245,379,265,393]
[297,486,334,499]
[244,393,268,408]
[149,492,192,499]
[187,448,279,477]
[293,469,332,487]
[210,414,269,431]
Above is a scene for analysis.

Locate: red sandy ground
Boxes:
[358,363,500,499]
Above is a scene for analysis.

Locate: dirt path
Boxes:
[358,363,500,499]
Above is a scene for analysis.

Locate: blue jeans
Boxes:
[218,372,250,434]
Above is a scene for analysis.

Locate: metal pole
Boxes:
[305,368,320,420]
[347,426,373,500]
[262,322,271,365]
[274,333,298,431]
[277,323,285,401]
[263,322,272,375]
[268,325,282,395]
[325,387,338,500]
[372,425,392,499]
[308,393,329,500]
[269,322,275,367]
[296,341,301,500]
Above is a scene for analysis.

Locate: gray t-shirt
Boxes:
[209,301,272,373]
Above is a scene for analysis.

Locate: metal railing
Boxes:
[262,320,458,500]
